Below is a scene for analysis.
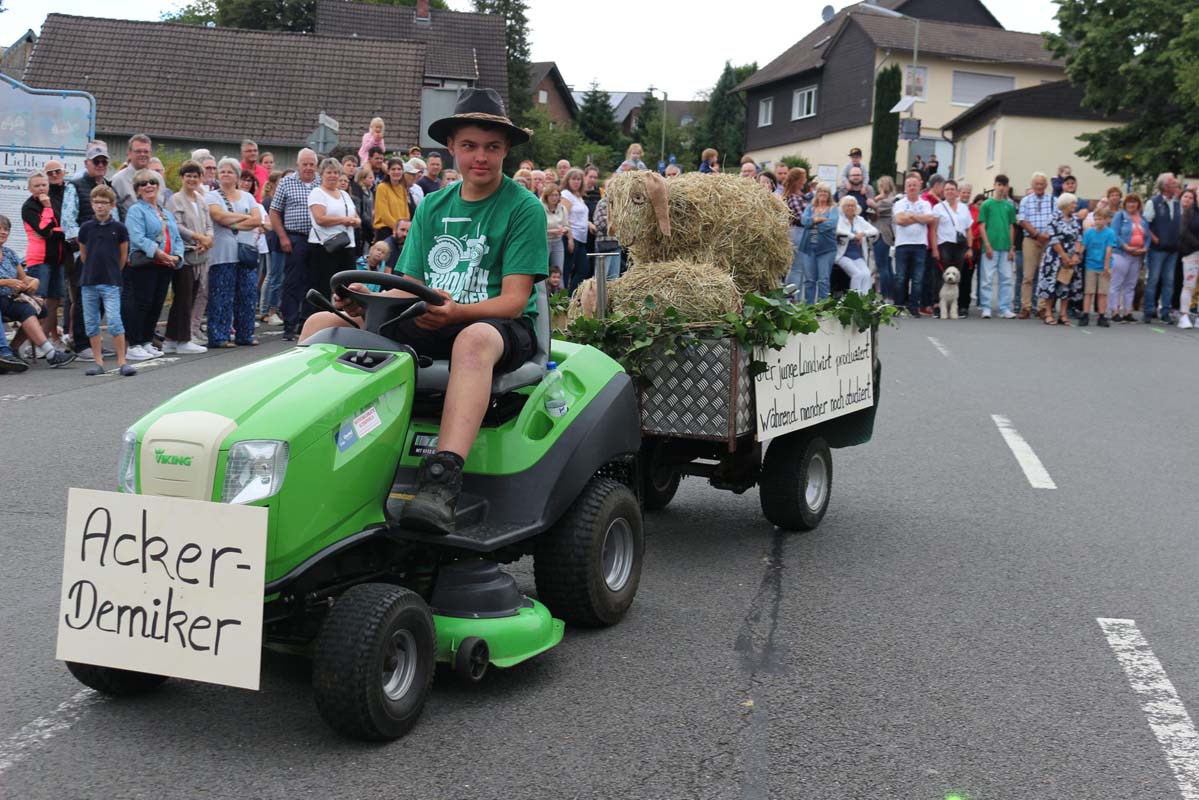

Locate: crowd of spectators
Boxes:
[4,127,1195,377]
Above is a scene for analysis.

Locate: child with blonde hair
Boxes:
[358,117,386,164]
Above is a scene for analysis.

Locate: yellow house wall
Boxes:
[953,116,1124,197]
[746,125,874,184]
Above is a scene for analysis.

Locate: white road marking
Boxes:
[0,689,99,777]
[0,393,42,403]
[926,336,951,358]
[991,414,1057,489]
[1098,618,1199,800]
[133,356,180,371]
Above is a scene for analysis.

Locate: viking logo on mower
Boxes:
[154,448,192,466]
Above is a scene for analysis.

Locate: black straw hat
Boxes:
[427,88,532,146]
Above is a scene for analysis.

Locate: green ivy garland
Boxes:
[559,289,896,379]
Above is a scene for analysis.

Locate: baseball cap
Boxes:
[848,147,862,157]
[85,142,109,160]
[402,160,422,175]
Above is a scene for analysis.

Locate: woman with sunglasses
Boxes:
[204,158,262,347]
[124,170,183,360]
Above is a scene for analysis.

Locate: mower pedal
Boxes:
[386,491,487,528]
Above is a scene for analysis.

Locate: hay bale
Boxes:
[606,171,792,295]
[609,261,741,323]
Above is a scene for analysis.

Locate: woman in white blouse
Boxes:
[308,157,360,305]
[932,180,973,316]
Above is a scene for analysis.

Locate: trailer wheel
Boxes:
[641,440,681,510]
[759,433,832,531]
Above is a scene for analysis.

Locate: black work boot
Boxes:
[403,452,463,535]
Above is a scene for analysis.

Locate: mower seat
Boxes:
[415,281,550,395]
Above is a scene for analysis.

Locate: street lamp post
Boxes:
[647,85,669,171]
[856,4,922,171]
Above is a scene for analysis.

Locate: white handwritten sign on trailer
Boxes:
[56,489,268,690]
[753,319,873,442]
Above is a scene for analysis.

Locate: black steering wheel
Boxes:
[326,270,445,335]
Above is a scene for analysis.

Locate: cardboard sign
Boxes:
[753,320,873,442]
[56,489,268,691]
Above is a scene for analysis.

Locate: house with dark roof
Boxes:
[943,80,1128,194]
[0,30,37,79]
[529,62,577,124]
[735,0,1064,182]
[315,0,508,147]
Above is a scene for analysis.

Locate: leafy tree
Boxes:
[570,142,620,173]
[162,0,445,30]
[1046,0,1199,181]
[473,0,532,124]
[869,64,901,184]
[779,155,811,172]
[699,61,756,168]
[577,82,620,149]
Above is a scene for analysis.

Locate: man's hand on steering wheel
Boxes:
[414,290,456,330]
[333,283,368,318]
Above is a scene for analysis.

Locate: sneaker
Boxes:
[402,453,464,535]
[145,343,164,357]
[161,340,178,354]
[282,332,296,341]
[85,364,106,376]
[191,335,207,347]
[46,349,78,368]
[119,364,137,377]
[980,309,992,319]
[175,341,207,354]
[1097,315,1110,328]
[1179,314,1194,330]
[0,354,28,374]
[18,342,33,360]
[1110,313,1123,323]
[1001,310,1017,319]
[125,344,154,361]
[1078,312,1090,327]
[266,313,283,326]
[77,347,96,362]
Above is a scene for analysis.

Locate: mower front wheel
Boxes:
[453,637,490,683]
[535,477,643,628]
[66,662,168,696]
[312,583,435,741]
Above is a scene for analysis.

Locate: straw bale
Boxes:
[608,261,741,322]
[606,172,792,295]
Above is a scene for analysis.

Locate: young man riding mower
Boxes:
[301,88,546,535]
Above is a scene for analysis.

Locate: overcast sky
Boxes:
[6,0,1061,99]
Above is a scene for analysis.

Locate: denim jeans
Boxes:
[281,234,312,335]
[81,284,124,338]
[803,249,835,303]
[548,237,564,270]
[261,250,285,313]
[893,245,927,313]
[1144,249,1178,318]
[1013,247,1024,311]
[785,227,807,296]
[873,238,894,300]
[978,250,1013,314]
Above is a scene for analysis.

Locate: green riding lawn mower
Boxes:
[65,271,645,740]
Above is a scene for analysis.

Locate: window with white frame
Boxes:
[758,97,774,127]
[538,89,548,104]
[792,85,817,120]
[986,122,997,167]
[952,71,1015,106]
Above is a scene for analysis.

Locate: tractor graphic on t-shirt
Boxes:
[428,217,490,275]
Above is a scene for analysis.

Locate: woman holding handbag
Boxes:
[308,158,360,303]
[165,160,212,354]
[124,171,184,360]
[204,157,262,348]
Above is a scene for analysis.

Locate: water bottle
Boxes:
[543,361,568,418]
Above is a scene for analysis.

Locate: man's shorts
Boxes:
[0,294,38,324]
[1084,270,1110,295]
[389,316,536,373]
[28,263,66,299]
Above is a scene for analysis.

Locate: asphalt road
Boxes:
[2,316,1198,799]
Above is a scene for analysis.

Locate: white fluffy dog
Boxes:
[939,266,961,320]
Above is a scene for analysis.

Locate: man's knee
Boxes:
[451,323,504,367]
[301,310,357,336]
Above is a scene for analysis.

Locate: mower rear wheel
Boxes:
[640,439,682,510]
[535,477,643,628]
[453,637,490,683]
[759,432,832,531]
[312,583,435,741]
[65,662,168,696]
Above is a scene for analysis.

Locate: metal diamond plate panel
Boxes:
[639,338,753,443]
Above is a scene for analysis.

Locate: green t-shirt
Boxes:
[399,175,548,318]
[978,198,1017,251]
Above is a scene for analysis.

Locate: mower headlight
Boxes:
[221,440,289,505]
[118,429,138,493]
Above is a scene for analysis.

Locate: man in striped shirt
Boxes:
[1017,171,1055,318]
[269,149,318,340]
